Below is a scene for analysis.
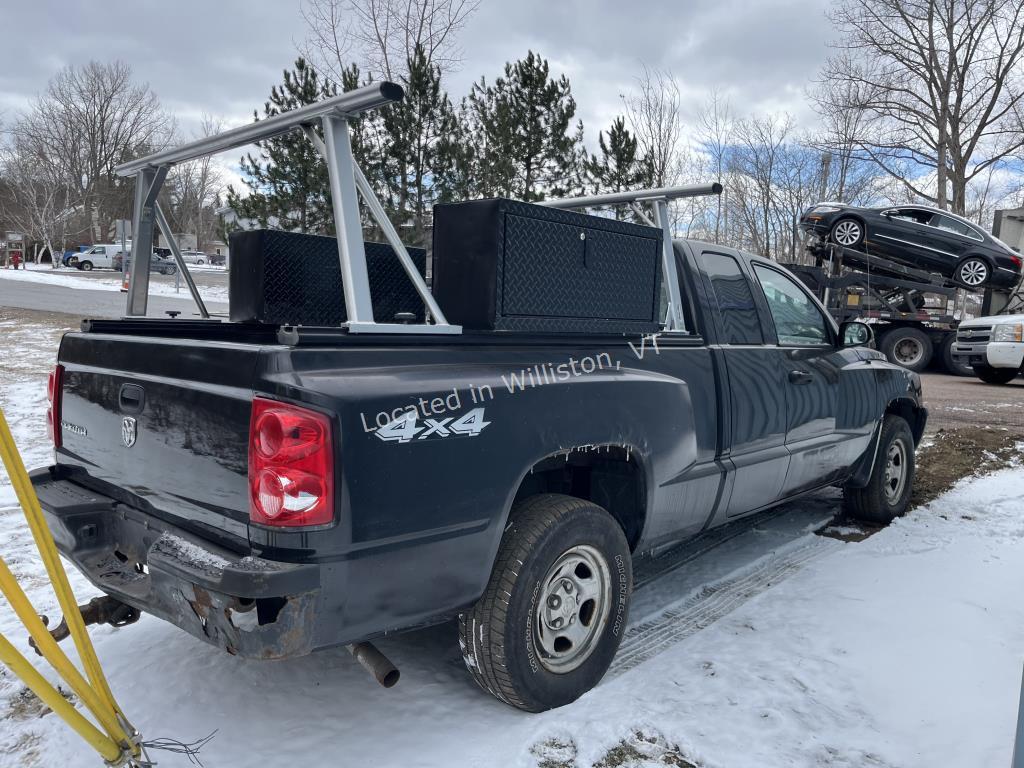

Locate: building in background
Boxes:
[993,208,1024,253]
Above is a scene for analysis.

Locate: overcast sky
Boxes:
[0,0,835,151]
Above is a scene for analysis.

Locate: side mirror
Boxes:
[840,321,873,348]
[880,209,895,218]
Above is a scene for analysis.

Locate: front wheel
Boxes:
[830,217,864,248]
[843,414,915,524]
[459,494,632,712]
[954,257,990,288]
[79,261,93,271]
[972,364,1019,385]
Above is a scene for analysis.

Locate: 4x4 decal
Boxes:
[374,407,491,443]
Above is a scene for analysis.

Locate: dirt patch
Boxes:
[3,685,76,721]
[593,731,697,768]
[531,731,698,768]
[817,426,1023,541]
[912,426,1024,507]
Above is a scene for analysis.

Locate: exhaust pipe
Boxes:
[347,642,400,688]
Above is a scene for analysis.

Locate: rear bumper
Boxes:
[30,466,322,659]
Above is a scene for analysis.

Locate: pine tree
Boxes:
[226,58,338,234]
[586,116,653,218]
[468,51,584,201]
[379,45,459,247]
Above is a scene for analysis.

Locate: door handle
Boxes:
[118,383,145,413]
[788,370,814,385]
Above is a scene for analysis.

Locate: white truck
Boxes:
[68,243,128,271]
[952,314,1024,384]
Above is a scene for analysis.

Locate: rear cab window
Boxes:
[698,252,763,345]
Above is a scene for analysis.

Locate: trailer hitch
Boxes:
[31,596,141,656]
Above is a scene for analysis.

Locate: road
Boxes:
[0,267,227,319]
[919,371,1024,434]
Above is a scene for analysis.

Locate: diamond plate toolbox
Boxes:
[431,198,663,334]
[229,229,427,326]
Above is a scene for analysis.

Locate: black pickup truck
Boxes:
[32,233,925,712]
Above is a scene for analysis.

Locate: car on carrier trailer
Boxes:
[30,82,927,713]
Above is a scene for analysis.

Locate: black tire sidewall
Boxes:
[830,217,864,247]
[879,327,932,372]
[956,257,989,287]
[869,416,915,520]
[973,364,1018,384]
[503,506,631,711]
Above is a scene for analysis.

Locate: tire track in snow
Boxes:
[610,538,841,677]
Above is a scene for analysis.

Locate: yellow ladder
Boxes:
[0,408,143,765]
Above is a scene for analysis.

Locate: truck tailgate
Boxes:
[56,332,260,549]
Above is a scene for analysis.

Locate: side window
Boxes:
[893,208,931,225]
[700,252,763,344]
[753,265,831,346]
[931,214,982,241]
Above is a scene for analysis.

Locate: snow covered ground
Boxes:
[1,308,1023,767]
[0,263,228,304]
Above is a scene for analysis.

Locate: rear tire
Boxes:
[954,257,990,289]
[878,326,933,372]
[843,414,915,524]
[459,494,632,713]
[972,364,1019,384]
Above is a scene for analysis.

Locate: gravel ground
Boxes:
[919,371,1024,435]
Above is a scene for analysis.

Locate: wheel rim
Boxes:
[534,544,612,674]
[883,439,909,504]
[832,220,861,246]
[959,260,988,286]
[892,337,924,366]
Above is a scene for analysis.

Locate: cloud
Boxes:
[1,0,834,152]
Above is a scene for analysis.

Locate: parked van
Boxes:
[69,244,129,271]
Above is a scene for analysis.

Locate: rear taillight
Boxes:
[1010,254,1022,269]
[46,364,64,449]
[248,397,334,527]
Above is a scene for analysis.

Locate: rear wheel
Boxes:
[844,414,915,523]
[954,257,990,288]
[878,326,933,372]
[459,494,632,712]
[972,364,1019,384]
[830,217,864,248]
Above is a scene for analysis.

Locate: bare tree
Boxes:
[12,60,174,243]
[621,65,683,188]
[0,138,82,266]
[815,0,1024,214]
[299,0,480,81]
[168,115,226,249]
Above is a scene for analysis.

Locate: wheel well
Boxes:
[957,253,993,269]
[513,446,646,551]
[886,398,926,446]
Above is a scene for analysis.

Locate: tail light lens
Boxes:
[1010,254,1022,269]
[47,364,64,449]
[248,397,334,527]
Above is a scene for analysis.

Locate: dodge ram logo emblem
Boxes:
[121,416,137,448]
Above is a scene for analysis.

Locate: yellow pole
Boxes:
[0,633,123,763]
[0,410,121,710]
[0,407,139,758]
[0,558,131,744]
